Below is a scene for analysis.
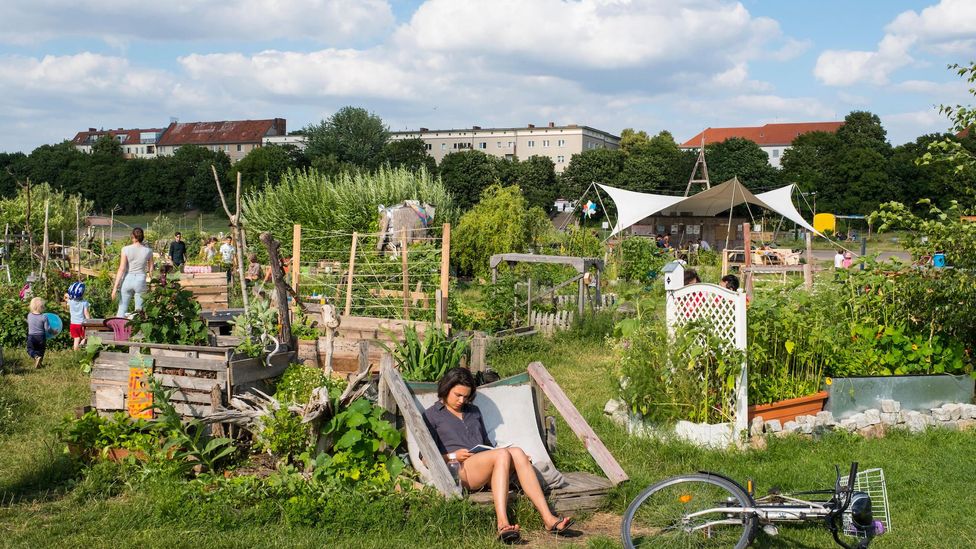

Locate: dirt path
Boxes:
[520,512,623,547]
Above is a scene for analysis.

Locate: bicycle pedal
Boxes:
[762,524,779,536]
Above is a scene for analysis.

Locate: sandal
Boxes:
[497,525,521,544]
[546,516,574,535]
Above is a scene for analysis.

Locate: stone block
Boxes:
[839,419,858,432]
[945,403,962,421]
[858,423,886,439]
[879,399,901,413]
[750,417,765,437]
[931,407,952,422]
[764,419,782,433]
[851,413,869,429]
[957,419,976,431]
[674,420,734,449]
[795,415,811,426]
[783,421,799,433]
[880,412,899,426]
[863,409,882,425]
[905,413,927,433]
[749,435,767,450]
[799,422,814,434]
[815,411,835,426]
[963,404,976,420]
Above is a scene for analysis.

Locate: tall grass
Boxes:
[241,166,457,259]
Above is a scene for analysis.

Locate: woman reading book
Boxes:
[423,367,574,544]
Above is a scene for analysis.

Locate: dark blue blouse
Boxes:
[423,401,490,454]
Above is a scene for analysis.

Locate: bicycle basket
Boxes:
[840,467,890,538]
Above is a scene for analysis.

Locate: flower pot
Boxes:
[824,374,975,420]
[748,390,829,424]
[104,447,148,462]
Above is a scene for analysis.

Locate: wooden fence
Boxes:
[529,310,574,335]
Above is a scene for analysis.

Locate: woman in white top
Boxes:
[112,227,154,317]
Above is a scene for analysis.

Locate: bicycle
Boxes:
[621,462,889,548]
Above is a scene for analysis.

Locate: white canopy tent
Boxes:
[597,178,820,238]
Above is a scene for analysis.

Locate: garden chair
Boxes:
[104,317,132,342]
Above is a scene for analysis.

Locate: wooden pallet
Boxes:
[468,471,614,513]
[90,342,292,420]
[178,272,228,311]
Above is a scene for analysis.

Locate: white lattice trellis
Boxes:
[666,283,748,439]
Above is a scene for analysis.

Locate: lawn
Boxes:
[111,212,230,240]
[1,334,974,548]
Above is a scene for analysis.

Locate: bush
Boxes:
[452,184,532,277]
[255,407,311,463]
[275,364,346,405]
[129,280,207,345]
[619,236,669,282]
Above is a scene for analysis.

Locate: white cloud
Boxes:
[0,0,394,45]
[814,0,976,87]
[882,109,950,144]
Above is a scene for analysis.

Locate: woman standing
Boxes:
[111,228,154,317]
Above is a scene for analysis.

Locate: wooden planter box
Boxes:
[179,272,228,311]
[90,341,293,421]
[748,390,829,424]
[296,339,320,368]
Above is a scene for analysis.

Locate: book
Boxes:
[469,443,512,454]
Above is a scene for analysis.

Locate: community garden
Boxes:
[2,118,976,546]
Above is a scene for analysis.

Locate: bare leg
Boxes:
[506,447,562,528]
[459,449,517,531]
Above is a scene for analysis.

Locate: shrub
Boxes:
[129,280,207,345]
[255,407,311,462]
[383,325,470,382]
[452,184,531,277]
[275,363,347,405]
[619,236,669,282]
[314,398,404,488]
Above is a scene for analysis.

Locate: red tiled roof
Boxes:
[157,118,286,147]
[71,128,165,146]
[680,122,844,148]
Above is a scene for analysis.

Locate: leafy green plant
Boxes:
[77,336,103,374]
[0,297,28,350]
[274,363,347,405]
[255,407,311,463]
[618,319,743,424]
[851,322,965,376]
[55,410,162,457]
[129,280,207,345]
[150,380,237,474]
[312,398,404,487]
[231,299,279,358]
[381,325,469,382]
[619,236,670,282]
[290,310,320,340]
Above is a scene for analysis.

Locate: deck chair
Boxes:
[104,317,132,342]
[405,380,567,489]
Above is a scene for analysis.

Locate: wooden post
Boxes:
[41,199,49,278]
[527,362,628,485]
[75,199,81,279]
[211,166,249,311]
[401,229,409,320]
[434,289,443,325]
[577,275,584,317]
[470,335,487,373]
[344,232,358,316]
[357,340,370,375]
[743,222,753,298]
[439,223,450,323]
[526,277,532,321]
[259,232,292,347]
[721,250,729,276]
[291,224,301,296]
[320,303,339,376]
[804,230,814,290]
[377,353,395,414]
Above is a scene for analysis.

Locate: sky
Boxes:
[1,0,974,153]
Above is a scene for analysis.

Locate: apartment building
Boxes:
[263,134,307,151]
[680,122,844,168]
[156,118,287,162]
[389,123,620,172]
[71,127,166,159]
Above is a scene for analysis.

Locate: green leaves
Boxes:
[128,281,207,345]
[382,324,469,382]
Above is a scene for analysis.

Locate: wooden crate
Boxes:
[178,272,228,311]
[90,342,293,420]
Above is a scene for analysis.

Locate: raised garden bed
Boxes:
[824,375,975,420]
[90,341,293,420]
[748,391,829,424]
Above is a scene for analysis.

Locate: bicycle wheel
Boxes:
[621,473,756,549]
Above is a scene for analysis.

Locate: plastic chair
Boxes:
[104,317,132,342]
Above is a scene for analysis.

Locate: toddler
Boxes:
[26,297,53,368]
[66,282,92,351]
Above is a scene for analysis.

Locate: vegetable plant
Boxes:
[231,299,279,358]
[312,398,404,487]
[128,280,207,345]
[382,324,469,382]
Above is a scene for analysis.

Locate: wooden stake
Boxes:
[344,232,358,316]
[743,222,753,298]
[259,232,292,346]
[75,199,81,279]
[804,230,814,290]
[211,166,248,311]
[401,229,409,320]
[320,303,339,376]
[439,223,450,323]
[291,224,302,295]
[41,199,50,278]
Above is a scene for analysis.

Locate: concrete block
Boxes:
[750,417,765,437]
[863,409,882,425]
[879,399,901,413]
[931,407,952,422]
[945,403,962,421]
[851,413,869,429]
[674,420,735,449]
[816,411,835,426]
[857,423,886,439]
[764,419,782,433]
[905,413,927,433]
[839,418,858,432]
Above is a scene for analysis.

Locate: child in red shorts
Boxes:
[66,282,92,351]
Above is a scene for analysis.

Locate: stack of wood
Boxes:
[178,272,228,311]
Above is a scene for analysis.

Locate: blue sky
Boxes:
[1,0,973,153]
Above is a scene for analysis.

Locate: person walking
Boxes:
[26,297,55,369]
[66,282,92,351]
[834,249,845,269]
[168,232,187,272]
[219,235,235,283]
[112,228,154,317]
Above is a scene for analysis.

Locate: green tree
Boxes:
[0,152,27,198]
[516,155,558,212]
[890,134,975,209]
[781,131,843,194]
[439,150,498,210]
[705,137,781,189]
[91,134,124,157]
[560,148,625,198]
[173,145,232,212]
[303,106,389,170]
[451,184,531,276]
[378,138,437,174]
[921,62,976,175]
[833,147,892,214]
[836,111,890,155]
[230,145,296,194]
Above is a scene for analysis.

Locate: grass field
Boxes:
[1,332,974,548]
[111,212,230,240]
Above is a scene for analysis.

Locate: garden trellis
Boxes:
[665,280,748,439]
[290,223,450,324]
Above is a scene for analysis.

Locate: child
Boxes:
[245,253,262,284]
[220,235,235,282]
[26,297,53,368]
[66,282,92,351]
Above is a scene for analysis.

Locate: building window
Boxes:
[772,149,779,158]
[507,141,514,148]
[441,143,446,151]
[542,140,550,147]
[479,142,487,149]
[558,139,566,147]
[425,143,432,151]
[497,141,502,148]
[237,144,243,152]
[557,155,565,163]
[527,140,535,147]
